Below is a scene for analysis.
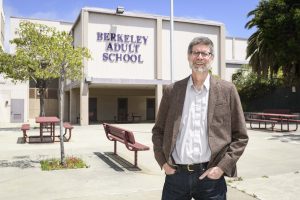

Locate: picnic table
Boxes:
[247,112,299,132]
[35,116,60,142]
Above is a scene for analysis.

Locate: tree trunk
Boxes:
[37,79,47,116]
[39,88,45,116]
[59,75,65,166]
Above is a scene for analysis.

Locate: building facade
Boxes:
[1,7,248,124]
[67,7,227,125]
[225,37,249,81]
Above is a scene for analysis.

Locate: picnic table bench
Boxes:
[268,118,300,131]
[21,123,50,143]
[246,118,277,131]
[246,112,299,131]
[20,122,74,143]
[21,124,30,143]
[102,123,150,167]
[62,122,74,142]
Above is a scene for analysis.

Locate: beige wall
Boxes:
[225,37,248,81]
[10,17,72,53]
[29,99,58,118]
[0,77,29,123]
[89,88,155,121]
[7,9,249,124]
[162,21,222,81]
[226,37,248,61]
[87,13,156,80]
[69,8,227,124]
[3,17,72,122]
[69,88,80,124]
[85,11,224,82]
[0,0,4,49]
[97,96,154,121]
[0,89,10,123]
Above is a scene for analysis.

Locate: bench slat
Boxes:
[103,123,150,167]
[127,142,150,151]
[269,118,300,123]
[246,119,277,123]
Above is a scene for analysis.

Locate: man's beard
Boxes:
[189,63,211,73]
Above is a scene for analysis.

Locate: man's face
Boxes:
[188,44,214,73]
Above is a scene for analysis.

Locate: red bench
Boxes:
[102,123,150,167]
[21,124,30,143]
[62,122,74,141]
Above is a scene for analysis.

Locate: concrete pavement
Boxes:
[0,122,299,200]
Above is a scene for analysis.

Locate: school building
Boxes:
[0,7,248,125]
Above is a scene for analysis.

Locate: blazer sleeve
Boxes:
[152,86,171,168]
[217,84,249,176]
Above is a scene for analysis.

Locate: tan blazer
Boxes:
[152,76,248,177]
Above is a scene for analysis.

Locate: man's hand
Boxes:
[199,166,224,180]
[163,163,176,175]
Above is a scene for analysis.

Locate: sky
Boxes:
[3,0,260,50]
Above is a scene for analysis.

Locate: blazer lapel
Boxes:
[207,76,218,130]
[172,77,189,138]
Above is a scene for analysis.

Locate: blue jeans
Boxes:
[162,170,227,200]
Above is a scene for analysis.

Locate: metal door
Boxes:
[146,98,155,120]
[11,99,24,123]
[89,98,97,122]
[117,98,128,121]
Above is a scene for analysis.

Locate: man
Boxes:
[152,36,248,200]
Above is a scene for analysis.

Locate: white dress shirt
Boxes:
[172,74,211,164]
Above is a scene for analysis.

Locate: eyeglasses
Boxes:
[191,51,212,58]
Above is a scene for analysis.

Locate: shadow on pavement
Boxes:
[268,134,300,142]
[0,159,36,169]
[94,152,141,171]
[0,128,20,131]
[94,152,124,172]
[104,152,141,171]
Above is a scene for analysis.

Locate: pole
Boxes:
[59,72,65,166]
[170,0,174,83]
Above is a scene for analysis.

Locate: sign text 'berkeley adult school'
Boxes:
[97,32,148,63]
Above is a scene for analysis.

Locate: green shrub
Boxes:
[40,156,88,171]
[232,65,283,111]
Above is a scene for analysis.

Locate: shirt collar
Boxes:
[188,74,210,91]
[203,73,210,91]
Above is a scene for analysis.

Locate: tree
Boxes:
[245,0,300,85]
[0,21,91,165]
[232,65,283,111]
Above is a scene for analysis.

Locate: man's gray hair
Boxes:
[187,36,214,56]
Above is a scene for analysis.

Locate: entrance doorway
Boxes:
[89,98,97,122]
[117,98,128,121]
[146,98,155,121]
